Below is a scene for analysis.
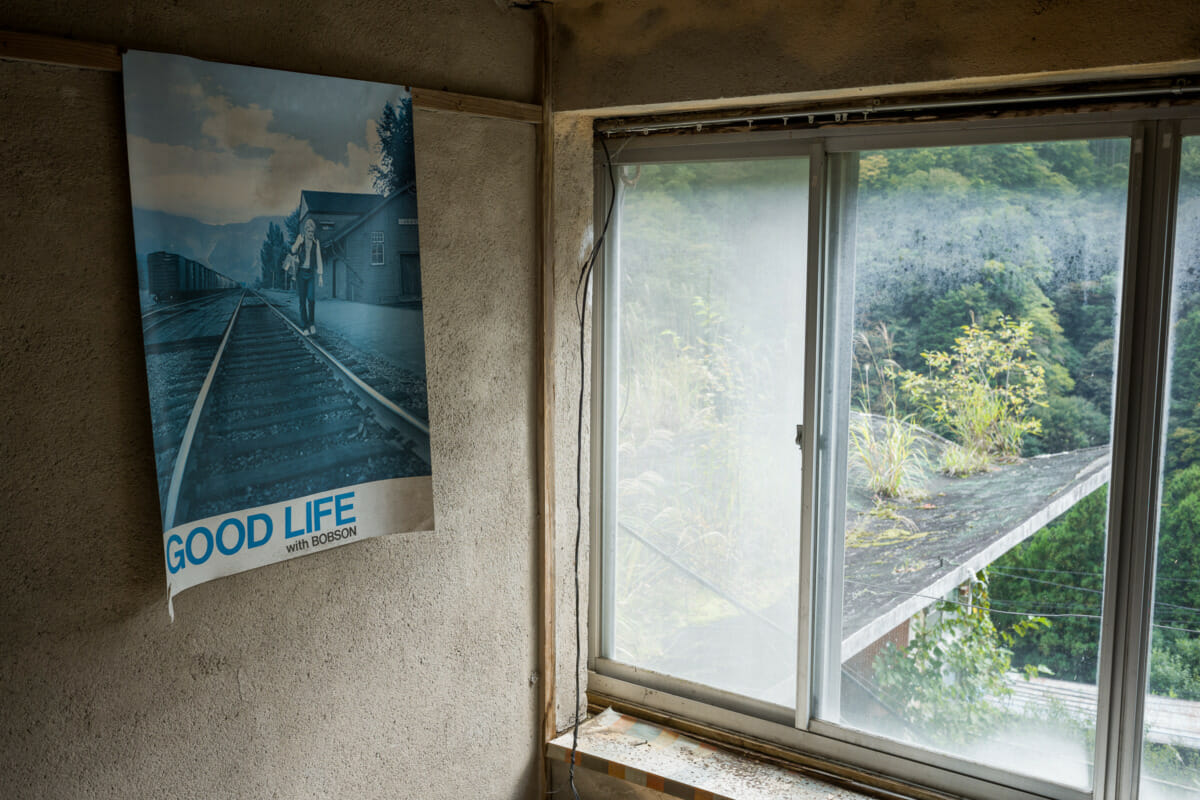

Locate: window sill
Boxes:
[547,708,884,800]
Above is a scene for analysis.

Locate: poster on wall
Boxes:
[122,51,434,613]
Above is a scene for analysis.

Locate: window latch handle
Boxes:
[795,424,804,450]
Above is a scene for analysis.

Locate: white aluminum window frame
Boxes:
[590,106,1199,800]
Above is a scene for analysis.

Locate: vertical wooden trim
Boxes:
[0,30,121,71]
[410,87,542,123]
[536,1,558,795]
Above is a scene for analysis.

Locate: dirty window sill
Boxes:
[547,708,883,800]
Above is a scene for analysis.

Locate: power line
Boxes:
[990,568,1200,616]
[993,564,1200,586]
[1156,599,1200,615]
[846,581,1200,635]
[991,565,1105,578]
[990,565,1106,579]
[989,598,1101,614]
[844,580,1103,620]
[618,522,791,637]
[1152,622,1200,636]
[988,566,1102,594]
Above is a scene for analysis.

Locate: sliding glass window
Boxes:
[814,138,1130,792]
[1142,134,1200,800]
[593,114,1200,800]
[600,151,810,708]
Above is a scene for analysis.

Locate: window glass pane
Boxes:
[606,158,809,706]
[820,139,1130,788]
[1142,135,1200,800]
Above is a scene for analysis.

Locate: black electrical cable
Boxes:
[566,135,617,800]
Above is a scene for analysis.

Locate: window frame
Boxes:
[589,104,1199,800]
[370,230,385,266]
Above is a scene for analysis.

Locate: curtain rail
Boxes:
[597,78,1200,136]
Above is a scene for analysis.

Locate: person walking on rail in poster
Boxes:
[292,218,324,336]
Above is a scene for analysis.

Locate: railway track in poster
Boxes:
[160,289,431,529]
[141,290,240,336]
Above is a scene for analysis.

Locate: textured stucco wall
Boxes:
[0,3,542,796]
[551,113,597,736]
[553,0,1200,111]
[3,0,537,103]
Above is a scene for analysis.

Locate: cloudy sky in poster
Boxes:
[123,51,407,225]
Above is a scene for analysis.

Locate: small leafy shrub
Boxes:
[873,572,1051,747]
[902,316,1047,475]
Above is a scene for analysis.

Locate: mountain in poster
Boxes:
[131,208,286,286]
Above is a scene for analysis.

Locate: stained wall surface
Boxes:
[3,0,537,103]
[0,3,542,798]
[553,0,1200,111]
